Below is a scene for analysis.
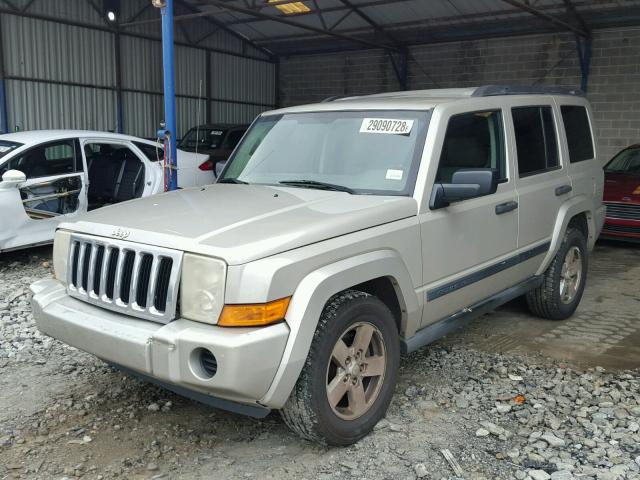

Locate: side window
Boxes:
[7,140,77,179]
[561,106,594,163]
[512,106,559,177]
[223,130,246,150]
[436,110,505,184]
[133,141,163,161]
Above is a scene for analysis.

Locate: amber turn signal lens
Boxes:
[218,297,291,327]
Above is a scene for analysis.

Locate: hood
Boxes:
[65,185,418,265]
[604,172,640,203]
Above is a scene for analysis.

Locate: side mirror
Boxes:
[0,169,27,189]
[430,169,499,210]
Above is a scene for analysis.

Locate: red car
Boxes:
[601,144,640,241]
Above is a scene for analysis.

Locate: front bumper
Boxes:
[30,278,290,410]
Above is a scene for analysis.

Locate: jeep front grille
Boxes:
[67,233,183,323]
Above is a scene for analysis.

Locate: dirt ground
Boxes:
[0,240,638,480]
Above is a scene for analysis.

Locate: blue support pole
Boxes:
[160,0,178,191]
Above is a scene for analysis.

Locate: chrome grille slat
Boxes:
[87,244,98,296]
[604,202,640,221]
[67,233,183,324]
[98,246,110,299]
[130,252,143,309]
[77,242,88,293]
[112,249,126,305]
[146,257,161,313]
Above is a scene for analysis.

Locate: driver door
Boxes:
[420,107,519,327]
[11,139,86,246]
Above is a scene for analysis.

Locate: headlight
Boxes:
[53,230,71,281]
[180,253,226,324]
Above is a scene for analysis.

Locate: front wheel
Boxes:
[280,290,400,445]
[526,227,588,320]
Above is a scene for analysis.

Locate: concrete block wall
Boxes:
[279,27,640,162]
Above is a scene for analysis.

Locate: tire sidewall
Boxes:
[550,228,588,318]
[309,297,400,446]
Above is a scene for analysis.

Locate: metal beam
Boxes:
[174,0,275,59]
[337,0,398,44]
[576,35,592,92]
[192,0,415,28]
[126,1,397,51]
[248,2,582,47]
[500,0,588,37]
[563,0,591,35]
[114,27,124,133]
[179,0,397,52]
[3,75,276,108]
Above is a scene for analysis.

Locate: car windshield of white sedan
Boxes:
[221,111,430,195]
[605,148,640,176]
[0,140,22,160]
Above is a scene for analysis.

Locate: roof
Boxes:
[175,0,640,56]
[0,130,156,145]
[266,85,585,114]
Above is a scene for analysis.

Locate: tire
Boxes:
[526,226,588,320]
[280,290,400,445]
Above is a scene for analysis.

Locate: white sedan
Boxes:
[0,130,212,253]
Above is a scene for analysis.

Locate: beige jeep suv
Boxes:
[31,85,605,445]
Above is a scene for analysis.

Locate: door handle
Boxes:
[495,201,518,215]
[555,184,572,196]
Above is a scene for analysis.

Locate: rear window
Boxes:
[512,106,559,176]
[561,106,594,163]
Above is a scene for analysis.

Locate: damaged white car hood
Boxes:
[64,184,418,265]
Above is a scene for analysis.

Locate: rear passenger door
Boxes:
[556,102,599,224]
[510,101,571,269]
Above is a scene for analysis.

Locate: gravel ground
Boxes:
[0,246,639,480]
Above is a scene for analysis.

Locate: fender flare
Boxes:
[259,249,420,409]
[536,195,595,275]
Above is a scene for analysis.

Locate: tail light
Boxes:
[198,157,214,171]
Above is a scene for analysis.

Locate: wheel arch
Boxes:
[536,196,596,276]
[259,249,420,409]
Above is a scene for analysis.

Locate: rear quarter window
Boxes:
[561,106,594,163]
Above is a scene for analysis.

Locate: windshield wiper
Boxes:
[218,178,248,184]
[279,180,354,194]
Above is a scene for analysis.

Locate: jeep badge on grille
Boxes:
[111,228,130,240]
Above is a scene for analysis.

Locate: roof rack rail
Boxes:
[321,95,348,103]
[472,85,584,97]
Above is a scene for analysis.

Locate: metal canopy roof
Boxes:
[165,0,640,56]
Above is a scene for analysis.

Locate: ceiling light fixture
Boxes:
[268,0,311,15]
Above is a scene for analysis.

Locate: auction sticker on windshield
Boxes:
[360,118,414,135]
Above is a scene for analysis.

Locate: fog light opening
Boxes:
[191,348,218,379]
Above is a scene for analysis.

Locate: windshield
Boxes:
[605,147,640,176]
[0,140,23,160]
[179,128,225,150]
[220,110,430,195]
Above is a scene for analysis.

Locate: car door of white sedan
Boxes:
[0,138,87,252]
